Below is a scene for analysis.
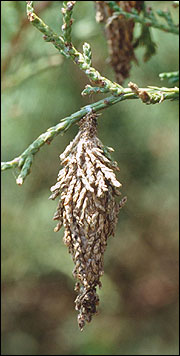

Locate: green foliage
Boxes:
[1,1,179,355]
[106,0,179,34]
[134,25,157,62]
[2,1,178,184]
[159,70,179,84]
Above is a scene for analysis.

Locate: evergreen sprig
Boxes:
[1,85,178,184]
[26,1,123,96]
[106,1,179,35]
[61,1,76,44]
[159,71,179,84]
[1,1,179,185]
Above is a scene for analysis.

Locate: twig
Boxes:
[1,85,179,184]
[1,2,179,185]
[106,1,179,35]
[61,1,76,44]
[26,1,123,96]
[83,84,179,103]
[1,95,122,185]
[159,71,179,84]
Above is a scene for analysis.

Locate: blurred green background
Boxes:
[1,1,179,355]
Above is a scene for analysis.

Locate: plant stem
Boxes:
[61,1,76,44]
[1,85,179,184]
[26,1,123,96]
[2,2,178,185]
[106,1,179,35]
[159,71,179,84]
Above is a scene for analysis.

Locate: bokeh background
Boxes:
[1,1,179,355]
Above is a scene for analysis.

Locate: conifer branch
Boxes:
[61,1,76,44]
[106,1,179,35]
[26,1,123,96]
[159,71,179,84]
[1,95,122,185]
[1,85,179,184]
[1,2,179,185]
